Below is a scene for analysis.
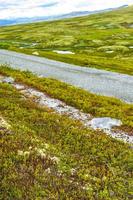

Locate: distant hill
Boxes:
[0,5,128,26]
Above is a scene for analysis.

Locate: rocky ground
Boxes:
[0,75,132,144]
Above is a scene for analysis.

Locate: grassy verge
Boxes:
[0,66,133,131]
[0,76,132,199]
[7,47,133,75]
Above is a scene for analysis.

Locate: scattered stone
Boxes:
[45,168,51,174]
[1,75,132,144]
[128,24,133,28]
[51,156,60,164]
[70,168,76,175]
[18,150,30,156]
[36,148,46,159]
[2,77,15,84]
[20,88,91,124]
[13,83,25,90]
[0,75,4,82]
[13,81,132,144]
[0,117,9,128]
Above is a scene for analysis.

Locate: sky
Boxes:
[0,0,133,20]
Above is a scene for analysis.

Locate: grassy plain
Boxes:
[0,6,133,75]
[0,68,132,199]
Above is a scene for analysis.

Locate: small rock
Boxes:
[0,116,10,129]
[51,156,60,164]
[13,83,25,90]
[18,150,30,156]
[32,51,39,56]
[2,77,15,84]
[0,75,4,82]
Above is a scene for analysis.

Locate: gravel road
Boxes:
[0,49,133,103]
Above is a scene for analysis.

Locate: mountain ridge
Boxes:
[0,5,128,26]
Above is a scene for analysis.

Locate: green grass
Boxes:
[0,66,133,132]
[0,6,133,75]
[0,74,133,199]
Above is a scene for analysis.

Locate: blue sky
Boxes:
[0,0,133,20]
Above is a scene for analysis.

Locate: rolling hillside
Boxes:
[0,5,133,199]
[0,66,133,199]
[0,5,133,74]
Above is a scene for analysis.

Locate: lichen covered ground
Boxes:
[0,66,133,199]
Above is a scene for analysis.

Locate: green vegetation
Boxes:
[0,66,133,132]
[0,6,133,74]
[0,70,133,199]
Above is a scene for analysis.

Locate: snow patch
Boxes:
[53,50,75,54]
[89,117,122,130]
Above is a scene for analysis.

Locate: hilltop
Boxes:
[0,5,133,74]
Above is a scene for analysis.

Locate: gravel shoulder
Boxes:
[0,49,133,103]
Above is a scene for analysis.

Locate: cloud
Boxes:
[0,0,133,20]
[40,2,59,8]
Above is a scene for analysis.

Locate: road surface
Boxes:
[0,49,133,103]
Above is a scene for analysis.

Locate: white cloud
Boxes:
[0,0,133,20]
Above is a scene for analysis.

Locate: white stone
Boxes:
[14,83,25,90]
[2,77,15,84]
[0,116,10,129]
[51,156,60,164]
